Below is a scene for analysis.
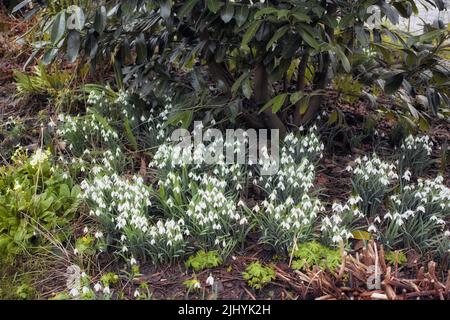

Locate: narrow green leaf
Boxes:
[266,25,289,51]
[178,0,199,19]
[51,12,66,45]
[94,6,107,33]
[298,28,319,50]
[242,20,262,48]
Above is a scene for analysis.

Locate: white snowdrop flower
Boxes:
[94,283,102,292]
[368,224,377,233]
[122,246,128,253]
[73,248,79,256]
[103,286,111,295]
[130,257,137,265]
[402,170,411,182]
[133,290,140,298]
[94,231,103,239]
[70,288,80,297]
[206,274,215,286]
[82,286,90,295]
[445,231,450,237]
[83,227,89,234]
[417,206,425,213]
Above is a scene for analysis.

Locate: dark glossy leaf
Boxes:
[66,30,81,63]
[266,25,289,51]
[42,48,59,65]
[207,0,223,14]
[235,5,249,27]
[384,72,405,95]
[85,32,99,60]
[94,6,107,34]
[220,2,234,23]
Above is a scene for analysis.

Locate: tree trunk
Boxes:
[254,62,287,137]
[293,49,310,125]
[296,2,337,126]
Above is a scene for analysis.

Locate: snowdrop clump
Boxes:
[88,89,173,150]
[184,175,249,253]
[252,128,325,253]
[57,113,119,156]
[379,175,450,254]
[348,154,398,216]
[150,131,249,255]
[321,197,365,246]
[146,219,187,264]
[258,127,323,202]
[80,173,152,257]
[283,125,324,164]
[157,170,249,254]
[397,135,433,176]
[255,193,324,253]
[151,133,245,192]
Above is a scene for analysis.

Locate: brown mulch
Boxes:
[126,241,450,300]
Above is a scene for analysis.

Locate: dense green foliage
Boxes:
[18,0,449,134]
[0,148,80,258]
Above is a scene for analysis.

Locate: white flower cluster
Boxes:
[321,197,364,245]
[385,176,450,227]
[350,155,398,186]
[81,174,151,241]
[380,176,450,252]
[283,126,324,164]
[260,154,316,197]
[401,135,433,156]
[146,219,187,262]
[398,135,433,175]
[258,128,322,201]
[149,128,249,251]
[151,132,245,192]
[264,194,323,230]
[57,113,119,155]
[256,193,324,252]
[185,174,247,249]
[349,154,397,216]
[254,129,326,252]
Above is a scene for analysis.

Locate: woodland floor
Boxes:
[1,7,450,300]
